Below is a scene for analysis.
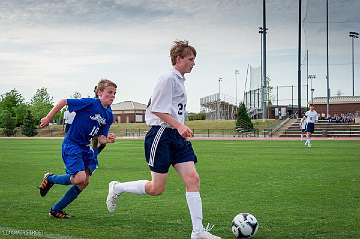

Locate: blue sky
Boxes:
[0,0,359,112]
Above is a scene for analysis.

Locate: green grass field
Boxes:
[0,139,359,239]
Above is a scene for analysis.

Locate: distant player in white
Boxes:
[303,104,318,147]
[63,108,76,134]
[299,114,306,141]
[106,41,221,239]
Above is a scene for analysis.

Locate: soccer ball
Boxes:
[231,213,259,238]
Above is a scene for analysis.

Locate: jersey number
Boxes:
[178,103,186,115]
[89,126,99,136]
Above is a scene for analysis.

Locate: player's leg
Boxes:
[305,124,310,146]
[49,170,88,218]
[47,144,92,218]
[174,162,202,230]
[39,143,82,197]
[106,126,170,212]
[307,132,312,147]
[175,162,221,239]
[106,173,158,213]
[173,135,221,239]
[306,123,314,147]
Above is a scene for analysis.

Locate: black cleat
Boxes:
[39,172,54,197]
[48,210,71,219]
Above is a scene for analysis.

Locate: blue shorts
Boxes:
[306,123,315,133]
[62,143,98,176]
[144,126,197,174]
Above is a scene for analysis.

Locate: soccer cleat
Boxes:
[39,172,54,197]
[191,224,222,239]
[48,210,71,219]
[106,181,121,213]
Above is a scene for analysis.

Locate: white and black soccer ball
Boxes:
[231,213,259,238]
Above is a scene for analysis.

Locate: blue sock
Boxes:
[48,174,71,185]
[52,185,81,212]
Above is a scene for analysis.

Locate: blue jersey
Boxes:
[64,98,113,147]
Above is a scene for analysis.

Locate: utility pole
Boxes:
[235,70,239,106]
[349,32,359,96]
[262,0,268,119]
[298,0,302,118]
[306,50,309,109]
[326,0,330,117]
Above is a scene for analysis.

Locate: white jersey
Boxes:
[63,110,76,124]
[305,110,318,124]
[145,68,187,126]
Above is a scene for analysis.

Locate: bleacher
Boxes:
[279,119,360,137]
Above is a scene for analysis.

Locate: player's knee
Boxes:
[78,180,89,190]
[71,173,87,185]
[147,185,165,196]
[185,172,200,187]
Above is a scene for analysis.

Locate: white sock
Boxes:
[186,192,203,233]
[114,180,148,195]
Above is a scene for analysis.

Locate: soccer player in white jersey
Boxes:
[106,41,221,239]
[303,104,318,147]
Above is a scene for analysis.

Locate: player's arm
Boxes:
[40,99,67,128]
[153,112,193,138]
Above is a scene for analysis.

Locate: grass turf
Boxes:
[0,139,359,239]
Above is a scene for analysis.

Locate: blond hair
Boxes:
[95,79,117,96]
[170,40,196,66]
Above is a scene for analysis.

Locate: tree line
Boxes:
[0,88,254,137]
[0,88,62,136]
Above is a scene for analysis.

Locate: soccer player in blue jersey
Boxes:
[38,79,117,219]
[303,104,318,147]
[106,41,221,239]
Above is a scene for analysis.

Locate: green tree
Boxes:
[0,89,24,116]
[14,103,29,126]
[188,112,206,121]
[236,102,254,130]
[0,110,16,136]
[21,110,37,137]
[30,88,54,124]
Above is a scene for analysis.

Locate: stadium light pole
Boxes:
[235,70,239,106]
[306,50,309,109]
[311,88,315,104]
[326,0,330,118]
[297,0,302,118]
[349,32,359,96]
[261,0,268,119]
[218,77,223,120]
[308,74,316,104]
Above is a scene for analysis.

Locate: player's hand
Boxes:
[39,116,50,128]
[177,124,193,139]
[107,133,116,143]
